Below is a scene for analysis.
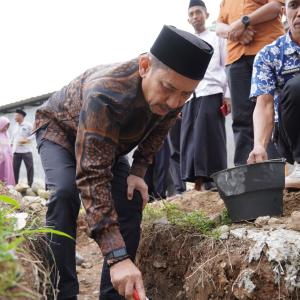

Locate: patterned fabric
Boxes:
[218,0,285,65]
[35,58,179,255]
[250,31,300,121]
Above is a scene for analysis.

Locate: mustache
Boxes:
[158,104,172,113]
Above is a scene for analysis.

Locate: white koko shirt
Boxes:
[194,29,230,98]
[11,121,34,154]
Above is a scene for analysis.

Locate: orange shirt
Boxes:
[218,0,285,65]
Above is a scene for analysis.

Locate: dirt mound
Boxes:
[137,190,300,300]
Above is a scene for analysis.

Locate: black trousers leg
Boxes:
[23,152,34,186]
[100,157,143,300]
[226,56,255,166]
[36,131,80,299]
[278,75,300,164]
[13,153,22,184]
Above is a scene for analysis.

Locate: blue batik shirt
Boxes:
[250,31,300,122]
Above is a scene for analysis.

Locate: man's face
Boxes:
[139,55,199,116]
[188,6,208,33]
[285,0,300,38]
[14,113,23,123]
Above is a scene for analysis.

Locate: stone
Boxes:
[268,217,283,226]
[153,217,170,225]
[15,183,30,194]
[26,188,37,197]
[219,225,230,234]
[220,232,229,240]
[8,188,22,201]
[81,262,92,269]
[287,211,300,231]
[37,189,50,199]
[31,182,44,194]
[76,252,85,266]
[254,216,270,227]
[153,260,167,269]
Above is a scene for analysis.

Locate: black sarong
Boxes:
[180,93,227,182]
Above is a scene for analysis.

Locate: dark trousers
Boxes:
[13,152,34,186]
[226,55,279,165]
[168,119,186,193]
[36,130,143,300]
[278,75,300,164]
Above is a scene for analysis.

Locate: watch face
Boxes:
[242,16,250,26]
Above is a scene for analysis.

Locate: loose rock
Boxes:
[254,216,270,227]
[37,189,50,199]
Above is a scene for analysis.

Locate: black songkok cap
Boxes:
[150,25,213,80]
[189,0,206,9]
[16,109,26,117]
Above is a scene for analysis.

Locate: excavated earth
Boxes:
[136,190,300,300]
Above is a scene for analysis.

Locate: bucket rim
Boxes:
[211,158,286,179]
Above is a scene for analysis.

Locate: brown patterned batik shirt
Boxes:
[34,58,179,256]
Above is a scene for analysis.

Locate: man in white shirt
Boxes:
[12,109,34,186]
[180,0,231,191]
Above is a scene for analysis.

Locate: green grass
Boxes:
[143,202,231,236]
[0,194,73,298]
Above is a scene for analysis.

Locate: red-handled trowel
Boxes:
[133,289,149,300]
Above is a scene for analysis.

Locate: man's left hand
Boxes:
[127,175,149,209]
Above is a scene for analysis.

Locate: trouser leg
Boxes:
[226,56,255,166]
[278,75,300,163]
[13,153,22,184]
[36,131,80,299]
[23,152,34,186]
[100,156,143,300]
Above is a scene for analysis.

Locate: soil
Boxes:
[6,189,299,299]
[73,190,300,300]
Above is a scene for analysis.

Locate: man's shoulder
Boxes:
[257,34,287,57]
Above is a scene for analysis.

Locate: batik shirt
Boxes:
[250,31,300,122]
[34,58,179,256]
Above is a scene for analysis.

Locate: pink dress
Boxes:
[0,117,15,186]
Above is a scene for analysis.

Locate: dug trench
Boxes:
[76,190,300,300]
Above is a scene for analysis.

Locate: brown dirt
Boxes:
[135,190,300,300]
[5,189,299,299]
[76,213,103,300]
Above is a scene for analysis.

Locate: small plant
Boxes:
[0,195,73,298]
[220,209,232,226]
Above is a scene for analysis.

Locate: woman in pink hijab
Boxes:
[0,116,15,185]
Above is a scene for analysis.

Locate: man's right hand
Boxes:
[239,28,255,45]
[110,258,146,300]
[247,145,268,164]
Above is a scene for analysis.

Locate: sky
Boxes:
[0,0,221,106]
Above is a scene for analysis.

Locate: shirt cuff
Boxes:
[93,224,126,256]
[130,161,148,178]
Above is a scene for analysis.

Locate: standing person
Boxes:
[181,0,230,191]
[0,117,15,186]
[34,25,213,300]
[248,0,300,189]
[12,109,34,187]
[216,0,285,166]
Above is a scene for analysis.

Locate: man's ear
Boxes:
[139,55,151,78]
[206,12,210,19]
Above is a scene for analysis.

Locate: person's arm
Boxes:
[217,1,283,42]
[247,94,275,164]
[76,93,146,300]
[247,45,278,164]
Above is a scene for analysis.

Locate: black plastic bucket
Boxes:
[212,159,285,222]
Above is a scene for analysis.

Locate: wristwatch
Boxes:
[106,247,129,267]
[241,16,251,28]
